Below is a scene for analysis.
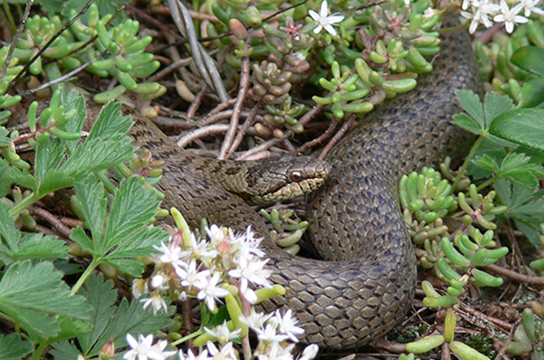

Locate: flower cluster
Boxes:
[460,0,543,33]
[134,222,272,315]
[126,210,317,360]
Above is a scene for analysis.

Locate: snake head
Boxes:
[243,156,331,205]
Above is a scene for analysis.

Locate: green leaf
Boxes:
[15,233,69,260]
[35,137,64,181]
[472,154,498,172]
[451,113,483,135]
[102,258,146,277]
[60,135,134,176]
[71,227,95,254]
[490,108,544,151]
[0,203,20,259]
[483,91,514,127]
[102,177,159,253]
[0,127,10,146]
[0,261,90,341]
[511,46,544,76]
[77,274,117,355]
[75,175,107,242]
[0,159,12,197]
[78,274,173,357]
[49,340,83,360]
[62,90,87,155]
[518,77,544,108]
[0,203,69,262]
[9,167,37,192]
[37,170,76,196]
[455,90,485,128]
[0,333,33,360]
[87,102,132,141]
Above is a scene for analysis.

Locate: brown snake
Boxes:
[88,18,482,349]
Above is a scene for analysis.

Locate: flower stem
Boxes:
[70,258,100,296]
[452,135,485,191]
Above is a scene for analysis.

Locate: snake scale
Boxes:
[92,17,482,349]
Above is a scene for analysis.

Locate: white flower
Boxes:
[461,0,500,33]
[268,310,304,343]
[206,341,237,360]
[204,321,241,344]
[179,349,210,360]
[257,341,294,360]
[124,334,175,360]
[175,259,210,289]
[254,323,289,344]
[141,293,168,315]
[308,0,344,36]
[196,272,229,312]
[239,308,273,331]
[154,241,187,266]
[188,234,219,261]
[298,345,319,360]
[151,274,168,290]
[494,0,528,33]
[520,0,544,16]
[423,7,438,20]
[228,254,272,304]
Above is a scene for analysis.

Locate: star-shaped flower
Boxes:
[308,1,344,36]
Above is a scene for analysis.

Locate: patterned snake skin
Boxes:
[99,18,482,349]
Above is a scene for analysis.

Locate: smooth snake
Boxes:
[86,17,483,350]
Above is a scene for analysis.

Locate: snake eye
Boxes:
[290,171,303,182]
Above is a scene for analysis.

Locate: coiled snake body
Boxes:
[115,20,482,349]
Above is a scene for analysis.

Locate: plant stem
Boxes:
[8,192,39,217]
[70,258,100,296]
[452,135,486,191]
[29,342,47,360]
[477,176,499,191]
[172,328,204,346]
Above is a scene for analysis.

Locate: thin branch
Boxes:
[486,264,544,285]
[219,43,252,159]
[226,102,261,158]
[177,124,230,148]
[0,0,33,85]
[318,113,357,160]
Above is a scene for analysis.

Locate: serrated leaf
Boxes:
[452,113,483,135]
[71,227,95,254]
[103,258,146,277]
[107,226,166,259]
[483,91,514,127]
[0,333,33,360]
[511,46,544,76]
[37,170,76,196]
[472,154,498,172]
[15,232,69,260]
[77,274,117,355]
[79,274,173,356]
[0,127,10,146]
[49,340,83,360]
[455,90,485,128]
[102,177,159,253]
[9,167,37,191]
[0,159,12,197]
[62,90,87,155]
[0,203,20,257]
[0,261,90,317]
[35,137,64,181]
[490,108,544,151]
[0,261,90,341]
[87,101,132,141]
[60,135,134,176]
[75,175,106,242]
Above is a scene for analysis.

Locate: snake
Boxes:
[85,16,482,349]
